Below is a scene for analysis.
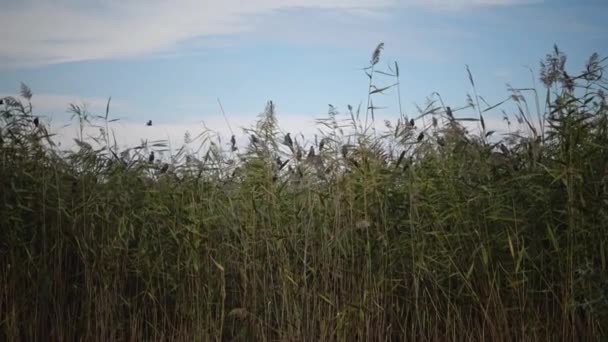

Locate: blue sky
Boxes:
[0,0,606,148]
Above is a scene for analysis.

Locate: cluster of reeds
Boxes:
[1,45,607,341]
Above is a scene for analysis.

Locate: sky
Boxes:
[0,0,606,150]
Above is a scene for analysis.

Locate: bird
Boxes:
[146,120,152,126]
[437,136,445,147]
[283,133,293,150]
[499,143,510,155]
[33,117,39,127]
[307,146,315,160]
[446,106,454,120]
[319,138,325,151]
[160,163,169,173]
[417,132,424,142]
[409,118,415,127]
[148,151,155,163]
[250,134,258,144]
[230,135,237,151]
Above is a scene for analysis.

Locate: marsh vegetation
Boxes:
[1,45,607,341]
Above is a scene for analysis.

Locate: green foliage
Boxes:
[1,47,607,341]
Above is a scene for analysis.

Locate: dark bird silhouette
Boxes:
[499,143,510,155]
[250,134,258,144]
[446,106,454,119]
[148,151,155,163]
[409,118,415,127]
[307,146,315,159]
[160,163,169,173]
[283,133,293,150]
[417,132,424,142]
[0,99,3,105]
[230,135,237,151]
[146,120,152,126]
[319,138,325,151]
[33,117,39,127]
[437,136,445,147]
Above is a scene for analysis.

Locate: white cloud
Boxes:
[0,0,540,67]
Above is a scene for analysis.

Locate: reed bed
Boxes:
[1,46,607,341]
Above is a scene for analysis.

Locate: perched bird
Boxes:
[437,136,445,147]
[417,132,424,142]
[446,106,454,120]
[160,163,169,173]
[33,117,39,127]
[283,133,293,150]
[499,143,510,155]
[0,99,3,105]
[319,138,325,151]
[230,135,237,151]
[307,146,315,160]
[409,118,415,127]
[250,134,258,144]
[146,120,152,126]
[148,151,155,163]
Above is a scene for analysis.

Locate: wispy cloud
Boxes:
[0,0,540,67]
